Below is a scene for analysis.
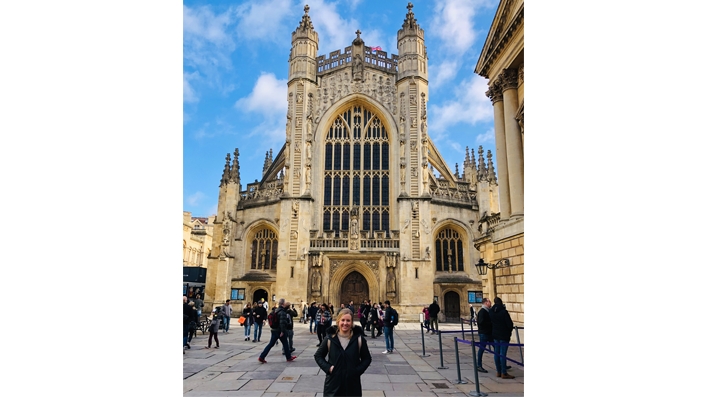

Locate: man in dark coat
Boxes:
[183,296,191,353]
[252,301,267,342]
[428,300,441,334]
[314,321,372,396]
[308,302,318,334]
[258,298,296,363]
[489,297,515,379]
[475,298,493,373]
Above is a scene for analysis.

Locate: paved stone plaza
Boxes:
[183,321,523,396]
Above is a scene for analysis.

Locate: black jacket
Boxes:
[253,306,267,325]
[428,302,440,317]
[476,306,492,336]
[489,304,514,341]
[183,302,192,325]
[314,325,372,397]
[308,304,318,319]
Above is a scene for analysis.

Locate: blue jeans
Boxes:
[477,333,493,367]
[222,316,230,332]
[493,340,509,374]
[254,322,263,341]
[383,326,394,352]
[282,329,294,352]
[183,323,190,347]
[259,330,292,360]
[244,320,252,337]
[310,319,316,333]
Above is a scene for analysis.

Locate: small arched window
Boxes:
[434,227,464,272]
[250,228,278,270]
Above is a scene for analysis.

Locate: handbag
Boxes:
[238,316,246,325]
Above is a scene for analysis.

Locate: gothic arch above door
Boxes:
[340,271,369,307]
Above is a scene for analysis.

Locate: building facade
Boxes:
[474,0,524,327]
[183,211,214,297]
[204,4,502,321]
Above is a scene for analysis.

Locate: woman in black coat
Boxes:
[314,308,372,397]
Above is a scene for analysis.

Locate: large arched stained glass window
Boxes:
[322,105,390,235]
[250,228,278,270]
[435,227,464,272]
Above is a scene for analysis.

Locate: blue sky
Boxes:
[183,0,500,217]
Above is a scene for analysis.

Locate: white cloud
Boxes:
[183,71,200,103]
[429,61,458,88]
[429,74,492,134]
[183,5,237,98]
[187,191,206,206]
[431,0,490,55]
[476,128,495,144]
[306,0,360,51]
[235,0,295,42]
[235,72,288,116]
[235,72,288,144]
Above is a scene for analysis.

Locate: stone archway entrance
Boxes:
[253,289,268,304]
[444,291,461,323]
[340,271,369,308]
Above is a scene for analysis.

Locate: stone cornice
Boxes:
[474,2,524,79]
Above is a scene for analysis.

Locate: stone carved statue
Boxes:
[312,268,322,292]
[350,218,359,237]
[353,54,363,81]
[386,268,396,292]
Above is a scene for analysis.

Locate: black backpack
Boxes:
[390,308,399,326]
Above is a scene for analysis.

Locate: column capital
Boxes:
[498,68,518,92]
[485,81,503,104]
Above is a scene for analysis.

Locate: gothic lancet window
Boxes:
[323,105,390,235]
[435,227,464,272]
[250,228,278,270]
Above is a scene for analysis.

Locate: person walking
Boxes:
[221,299,232,334]
[258,298,296,363]
[314,308,372,397]
[300,300,307,323]
[242,302,254,341]
[206,307,222,349]
[489,297,515,379]
[282,301,298,354]
[308,302,318,334]
[428,300,441,334]
[475,298,493,373]
[382,300,397,354]
[368,303,379,339]
[316,304,332,347]
[187,301,199,347]
[193,294,204,317]
[422,305,430,331]
[183,296,191,354]
[253,300,267,342]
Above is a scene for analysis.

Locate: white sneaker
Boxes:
[382,350,389,354]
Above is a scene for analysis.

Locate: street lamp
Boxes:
[475,258,510,276]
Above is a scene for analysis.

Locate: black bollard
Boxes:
[514,326,524,365]
[454,337,468,384]
[437,330,448,369]
[461,319,465,340]
[421,323,430,357]
[468,325,487,396]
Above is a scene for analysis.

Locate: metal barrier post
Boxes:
[437,330,448,369]
[454,337,468,384]
[421,323,430,357]
[461,319,465,340]
[468,324,487,396]
[514,326,524,365]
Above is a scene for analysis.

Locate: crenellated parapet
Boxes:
[316,46,398,76]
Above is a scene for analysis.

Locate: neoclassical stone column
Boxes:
[499,69,523,217]
[486,81,511,219]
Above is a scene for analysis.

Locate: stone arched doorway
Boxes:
[444,291,461,323]
[340,271,369,308]
[253,289,268,304]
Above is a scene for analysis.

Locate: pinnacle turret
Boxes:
[232,148,240,184]
[220,153,231,187]
[402,2,418,30]
[455,163,460,179]
[262,149,273,178]
[477,146,487,181]
[297,4,314,32]
[487,150,497,184]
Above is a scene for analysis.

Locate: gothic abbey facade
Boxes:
[204,4,510,322]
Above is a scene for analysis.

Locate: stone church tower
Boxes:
[204,3,499,321]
